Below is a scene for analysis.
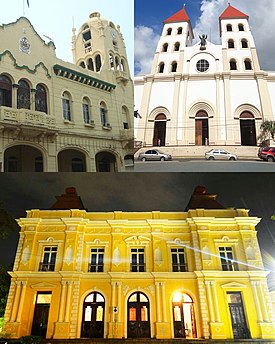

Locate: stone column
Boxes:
[117,282,122,322]
[58,281,67,322]
[64,281,73,322]
[210,281,220,322]
[16,281,27,322]
[257,282,269,322]
[251,281,263,322]
[111,282,116,322]
[160,282,167,322]
[10,281,22,322]
[155,282,161,323]
[205,281,214,322]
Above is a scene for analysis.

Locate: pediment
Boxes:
[30,282,57,289]
[221,282,247,289]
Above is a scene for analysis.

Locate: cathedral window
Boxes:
[171,248,187,272]
[171,61,178,72]
[238,23,245,31]
[228,39,235,49]
[82,97,90,124]
[100,102,108,126]
[131,248,145,272]
[89,248,104,272]
[219,247,239,271]
[115,56,120,70]
[174,42,180,51]
[0,75,12,107]
[121,59,126,72]
[79,61,86,69]
[244,59,252,70]
[226,24,233,32]
[158,62,165,73]
[162,43,168,52]
[62,92,72,121]
[87,58,94,71]
[230,59,237,70]
[95,54,102,72]
[167,28,172,35]
[39,246,57,271]
[196,59,209,73]
[177,27,183,34]
[82,28,91,41]
[109,54,114,70]
[241,39,248,48]
[17,79,30,109]
[35,84,48,114]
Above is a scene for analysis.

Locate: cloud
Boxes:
[134,25,160,75]
[193,0,275,71]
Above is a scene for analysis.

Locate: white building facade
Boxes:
[135,4,275,150]
[0,12,134,172]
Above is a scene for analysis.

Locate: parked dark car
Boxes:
[258,147,275,162]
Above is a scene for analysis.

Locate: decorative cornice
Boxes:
[0,50,51,78]
[53,64,116,92]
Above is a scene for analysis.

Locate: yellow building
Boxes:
[2,186,275,340]
[0,12,133,172]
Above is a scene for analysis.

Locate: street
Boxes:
[133,159,275,172]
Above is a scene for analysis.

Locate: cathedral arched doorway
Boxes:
[195,111,209,145]
[4,145,44,172]
[172,292,197,339]
[95,151,117,172]
[240,112,256,146]
[58,149,87,172]
[81,292,105,338]
[153,114,166,146]
[127,292,151,338]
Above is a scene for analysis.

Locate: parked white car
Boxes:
[205,149,237,160]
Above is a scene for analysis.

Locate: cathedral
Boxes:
[2,187,275,340]
[134,4,275,153]
[0,12,133,172]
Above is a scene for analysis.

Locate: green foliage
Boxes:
[0,264,12,317]
[258,120,275,146]
[20,336,42,344]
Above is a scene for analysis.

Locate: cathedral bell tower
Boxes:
[72,12,131,84]
[219,4,260,72]
[151,7,194,75]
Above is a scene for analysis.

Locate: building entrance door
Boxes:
[81,292,105,338]
[153,114,167,146]
[227,292,250,339]
[31,292,52,338]
[240,119,256,146]
[127,292,150,338]
[195,111,209,145]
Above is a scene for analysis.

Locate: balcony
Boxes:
[0,106,58,138]
[114,70,129,85]
[88,263,104,272]
[130,263,146,272]
[39,263,55,271]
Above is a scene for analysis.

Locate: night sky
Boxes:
[1,173,275,280]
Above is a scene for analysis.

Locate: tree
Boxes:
[0,202,19,239]
[0,263,12,316]
[258,120,275,146]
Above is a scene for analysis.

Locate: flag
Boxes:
[43,35,54,42]
[26,0,29,7]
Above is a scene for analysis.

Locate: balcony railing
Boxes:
[172,264,188,272]
[88,263,104,272]
[130,263,146,272]
[39,263,55,271]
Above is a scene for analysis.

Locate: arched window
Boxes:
[95,54,102,72]
[171,61,177,72]
[226,24,233,32]
[244,59,252,70]
[0,75,12,107]
[121,59,126,72]
[174,42,180,51]
[72,157,85,172]
[159,62,165,73]
[62,92,71,121]
[177,27,183,34]
[35,84,48,113]
[100,101,107,126]
[17,79,30,109]
[230,59,237,70]
[79,61,86,69]
[228,39,235,49]
[109,54,114,70]
[87,58,94,71]
[162,43,168,52]
[122,105,130,129]
[238,23,244,31]
[82,97,90,124]
[115,56,120,70]
[241,39,248,48]
[167,28,172,35]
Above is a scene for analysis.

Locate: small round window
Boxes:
[196,59,209,72]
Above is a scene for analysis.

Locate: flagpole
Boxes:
[23,0,25,16]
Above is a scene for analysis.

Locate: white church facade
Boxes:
[134,4,275,150]
[0,12,134,172]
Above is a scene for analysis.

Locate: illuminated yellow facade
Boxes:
[3,189,275,340]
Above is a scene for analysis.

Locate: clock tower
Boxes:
[72,12,131,84]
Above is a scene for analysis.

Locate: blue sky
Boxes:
[0,0,134,75]
[134,0,275,75]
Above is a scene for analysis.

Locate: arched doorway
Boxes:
[95,152,117,172]
[81,292,105,338]
[195,111,209,145]
[4,145,44,172]
[172,292,197,339]
[58,149,87,172]
[127,292,150,338]
[153,114,167,146]
[240,112,256,146]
